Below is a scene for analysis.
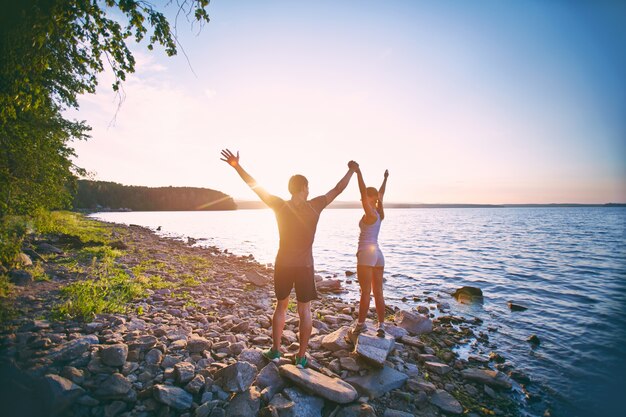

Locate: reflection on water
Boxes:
[91,207,626,417]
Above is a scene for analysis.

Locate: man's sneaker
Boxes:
[263,348,282,362]
[294,355,308,369]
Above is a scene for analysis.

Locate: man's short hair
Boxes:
[288,175,308,195]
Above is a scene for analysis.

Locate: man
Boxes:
[220,149,357,368]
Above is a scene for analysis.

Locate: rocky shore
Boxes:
[0,219,533,417]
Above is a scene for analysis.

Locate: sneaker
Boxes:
[347,322,367,343]
[294,355,308,369]
[263,348,282,362]
[376,325,386,338]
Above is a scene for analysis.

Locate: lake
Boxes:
[90,207,626,417]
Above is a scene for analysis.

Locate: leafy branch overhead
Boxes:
[0,0,211,217]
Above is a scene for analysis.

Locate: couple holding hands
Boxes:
[221,149,389,369]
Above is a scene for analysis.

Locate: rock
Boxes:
[43,374,85,415]
[255,362,285,401]
[37,242,63,254]
[346,366,408,398]
[461,368,512,390]
[16,253,33,267]
[279,364,358,404]
[452,286,483,303]
[145,348,163,365]
[126,318,147,331]
[230,321,250,333]
[354,331,395,367]
[345,271,355,277]
[185,374,206,394]
[244,270,270,286]
[226,386,261,417]
[100,344,128,367]
[269,393,296,417]
[395,310,432,335]
[215,361,258,392]
[425,361,452,375]
[47,335,99,362]
[94,373,132,399]
[316,278,342,293]
[283,387,324,417]
[337,403,377,417]
[430,389,463,414]
[104,400,126,417]
[381,323,409,340]
[399,335,425,349]
[109,240,128,250]
[321,326,352,351]
[507,301,528,311]
[153,384,193,410]
[175,361,196,384]
[162,354,182,368]
[127,335,157,351]
[527,334,541,345]
[238,348,266,371]
[509,369,531,384]
[188,336,212,353]
[339,356,361,372]
[406,379,436,394]
[384,410,414,417]
[8,269,33,286]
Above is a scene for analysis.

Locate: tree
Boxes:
[0,0,211,217]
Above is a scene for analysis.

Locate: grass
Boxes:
[287,299,297,313]
[32,210,111,244]
[30,261,49,281]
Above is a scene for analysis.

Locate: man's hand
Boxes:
[220,149,240,168]
[384,169,389,178]
[348,160,359,172]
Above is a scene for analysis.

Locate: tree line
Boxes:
[74,180,236,211]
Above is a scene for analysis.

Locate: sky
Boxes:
[69,0,626,204]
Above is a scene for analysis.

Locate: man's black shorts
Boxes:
[274,265,318,302]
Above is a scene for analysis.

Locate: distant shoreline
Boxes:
[236,201,626,210]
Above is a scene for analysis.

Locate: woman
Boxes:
[350,166,389,338]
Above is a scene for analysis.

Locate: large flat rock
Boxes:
[279,364,358,404]
[430,389,463,414]
[354,332,395,367]
[345,366,408,399]
[395,310,432,335]
[461,368,512,390]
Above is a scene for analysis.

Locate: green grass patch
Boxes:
[287,299,297,313]
[77,245,123,263]
[33,210,111,244]
[30,261,50,281]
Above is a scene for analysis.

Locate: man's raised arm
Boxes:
[324,161,358,204]
[220,149,274,206]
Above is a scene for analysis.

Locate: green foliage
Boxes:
[52,244,140,321]
[0,1,211,217]
[34,210,111,244]
[0,216,28,267]
[74,180,236,211]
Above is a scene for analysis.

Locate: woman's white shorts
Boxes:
[357,247,385,267]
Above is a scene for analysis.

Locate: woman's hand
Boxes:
[384,169,389,178]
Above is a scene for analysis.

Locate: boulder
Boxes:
[430,390,463,414]
[127,335,157,351]
[145,348,163,365]
[461,368,512,390]
[174,361,196,384]
[226,386,261,417]
[100,344,128,367]
[452,286,483,303]
[321,326,352,352]
[37,242,63,254]
[395,310,432,335]
[187,336,211,353]
[47,335,99,362]
[346,366,408,398]
[283,387,324,417]
[238,348,266,370]
[255,362,285,401]
[43,374,85,415]
[15,253,33,267]
[354,331,395,367]
[94,373,131,399]
[268,393,296,417]
[279,364,358,404]
[425,361,451,375]
[215,361,258,392]
[316,278,342,293]
[244,270,270,286]
[8,270,32,286]
[153,384,193,410]
[381,323,408,340]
